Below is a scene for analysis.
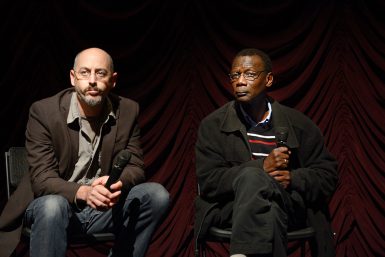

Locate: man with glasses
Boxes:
[0,47,169,257]
[195,48,337,257]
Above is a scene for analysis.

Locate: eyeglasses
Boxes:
[228,70,266,82]
[73,69,109,81]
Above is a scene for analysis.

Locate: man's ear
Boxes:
[265,72,273,88]
[70,70,76,86]
[111,72,118,88]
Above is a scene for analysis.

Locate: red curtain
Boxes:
[1,0,385,256]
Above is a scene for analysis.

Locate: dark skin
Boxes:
[230,55,291,188]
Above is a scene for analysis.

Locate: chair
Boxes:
[5,147,28,199]
[197,225,314,257]
[4,146,115,254]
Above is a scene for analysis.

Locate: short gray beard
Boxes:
[77,92,104,107]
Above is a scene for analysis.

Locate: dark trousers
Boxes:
[215,167,306,256]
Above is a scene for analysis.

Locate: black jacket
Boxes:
[195,99,338,257]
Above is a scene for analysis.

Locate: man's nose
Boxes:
[88,73,97,84]
[236,73,247,85]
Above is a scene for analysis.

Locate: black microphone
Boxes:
[275,127,289,148]
[275,127,290,171]
[105,150,132,190]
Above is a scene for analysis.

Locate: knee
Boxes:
[233,167,271,188]
[148,183,170,209]
[130,182,170,214]
[33,195,71,220]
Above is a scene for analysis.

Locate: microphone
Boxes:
[275,127,289,148]
[275,127,290,171]
[105,149,132,190]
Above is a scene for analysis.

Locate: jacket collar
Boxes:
[220,98,299,148]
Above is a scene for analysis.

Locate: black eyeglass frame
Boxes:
[228,70,266,82]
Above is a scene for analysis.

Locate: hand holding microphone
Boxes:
[263,127,291,188]
[275,126,290,167]
[81,150,131,210]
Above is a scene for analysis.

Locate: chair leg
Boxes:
[202,242,206,257]
[194,241,204,257]
[300,239,306,257]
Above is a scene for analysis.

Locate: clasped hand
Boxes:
[76,176,122,211]
[263,147,291,189]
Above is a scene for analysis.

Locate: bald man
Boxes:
[0,48,169,257]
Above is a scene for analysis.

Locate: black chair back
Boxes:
[5,147,28,198]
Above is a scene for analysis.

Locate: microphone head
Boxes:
[113,149,131,168]
[105,150,132,190]
[275,127,289,146]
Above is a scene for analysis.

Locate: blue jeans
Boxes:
[24,182,169,257]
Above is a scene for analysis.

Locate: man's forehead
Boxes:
[75,53,111,69]
[232,55,263,69]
